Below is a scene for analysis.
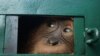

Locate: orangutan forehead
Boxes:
[44,17,73,27]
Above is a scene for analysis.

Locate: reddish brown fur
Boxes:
[26,17,74,54]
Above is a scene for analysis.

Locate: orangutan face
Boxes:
[27,17,74,54]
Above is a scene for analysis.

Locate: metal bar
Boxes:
[0,15,5,53]
[4,16,18,54]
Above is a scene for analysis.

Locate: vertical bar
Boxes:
[0,15,5,54]
[4,16,18,54]
[74,17,85,56]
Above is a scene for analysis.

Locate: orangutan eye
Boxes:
[47,22,55,27]
[63,28,72,33]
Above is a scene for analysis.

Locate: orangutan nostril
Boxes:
[47,38,59,46]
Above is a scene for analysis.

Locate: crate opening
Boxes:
[17,15,74,54]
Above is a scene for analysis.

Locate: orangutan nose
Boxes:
[47,37,60,46]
